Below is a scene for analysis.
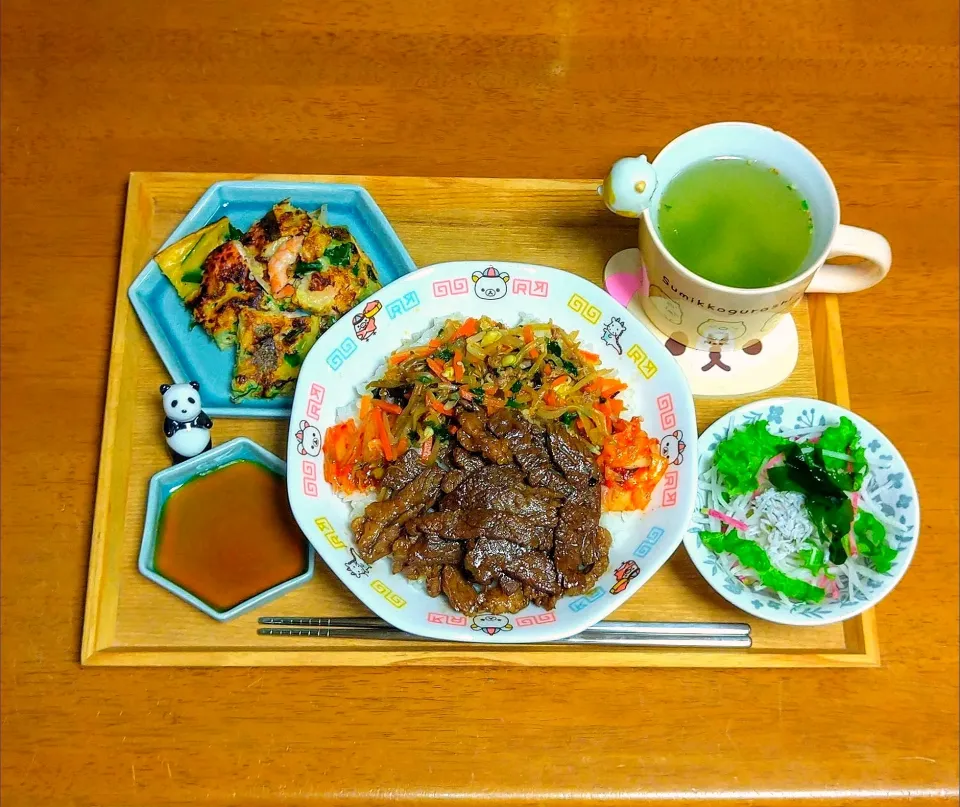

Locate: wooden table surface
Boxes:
[1,1,957,804]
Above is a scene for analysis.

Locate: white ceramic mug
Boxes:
[599,122,892,351]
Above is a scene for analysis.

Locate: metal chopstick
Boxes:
[258,616,751,637]
[256,625,750,648]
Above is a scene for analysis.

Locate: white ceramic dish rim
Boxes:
[285,261,699,642]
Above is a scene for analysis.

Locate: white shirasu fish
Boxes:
[743,489,815,563]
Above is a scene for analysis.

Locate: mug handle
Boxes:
[806,224,892,294]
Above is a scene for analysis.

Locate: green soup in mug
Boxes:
[657,157,814,289]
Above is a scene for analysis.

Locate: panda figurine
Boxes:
[160,381,213,464]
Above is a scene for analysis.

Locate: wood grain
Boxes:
[1,0,957,804]
[82,172,875,668]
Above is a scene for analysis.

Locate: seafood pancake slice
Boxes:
[190,240,272,349]
[155,217,233,304]
[241,200,312,258]
[293,221,381,317]
[242,200,313,305]
[240,200,382,317]
[231,308,322,401]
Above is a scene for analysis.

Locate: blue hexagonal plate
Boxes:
[128,181,417,418]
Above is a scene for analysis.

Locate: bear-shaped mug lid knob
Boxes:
[598,156,658,218]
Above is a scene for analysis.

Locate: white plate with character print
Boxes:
[286,262,697,643]
[685,398,919,626]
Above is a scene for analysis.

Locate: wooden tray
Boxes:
[81,172,878,667]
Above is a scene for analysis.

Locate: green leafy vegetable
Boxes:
[510,380,522,394]
[435,348,454,361]
[559,411,578,426]
[432,423,453,442]
[181,269,203,284]
[768,443,845,502]
[283,352,304,368]
[408,430,419,443]
[228,223,245,241]
[818,416,868,491]
[797,547,826,573]
[700,531,826,602]
[547,340,562,357]
[323,242,354,267]
[766,443,853,564]
[807,497,854,564]
[506,398,523,409]
[561,359,580,376]
[714,421,790,496]
[853,510,897,573]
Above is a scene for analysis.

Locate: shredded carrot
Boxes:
[450,318,479,340]
[485,398,504,415]
[449,425,459,435]
[452,349,464,382]
[347,420,365,463]
[428,338,442,349]
[426,358,446,379]
[597,398,625,420]
[372,407,395,462]
[373,399,402,415]
[359,395,373,420]
[591,377,627,397]
[580,350,600,363]
[395,438,409,455]
[360,406,378,462]
[391,345,434,363]
[459,386,474,401]
[522,324,534,344]
[551,374,569,388]
[529,348,539,359]
[543,391,558,407]
[427,392,454,417]
[419,436,433,462]
[542,363,553,378]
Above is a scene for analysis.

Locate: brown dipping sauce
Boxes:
[154,460,307,612]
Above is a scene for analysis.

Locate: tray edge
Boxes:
[82,173,155,663]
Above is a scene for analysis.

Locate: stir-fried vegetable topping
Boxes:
[322,316,667,511]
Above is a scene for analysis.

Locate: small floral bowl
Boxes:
[684,397,919,626]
